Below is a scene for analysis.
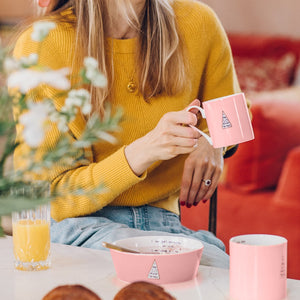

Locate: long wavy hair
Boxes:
[34,0,187,115]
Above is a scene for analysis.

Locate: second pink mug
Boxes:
[230,234,287,300]
[187,93,254,148]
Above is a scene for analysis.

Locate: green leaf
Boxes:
[0,121,15,136]
[80,68,91,84]
[0,224,4,238]
[0,195,51,216]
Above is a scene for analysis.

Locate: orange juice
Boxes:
[13,219,50,269]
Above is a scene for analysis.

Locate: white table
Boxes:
[0,236,299,300]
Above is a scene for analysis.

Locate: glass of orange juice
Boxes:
[12,197,51,271]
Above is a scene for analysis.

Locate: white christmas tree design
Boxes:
[222,111,232,129]
[148,260,160,279]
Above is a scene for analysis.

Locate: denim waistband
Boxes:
[89,205,175,231]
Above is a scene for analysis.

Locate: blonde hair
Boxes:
[36,0,187,115]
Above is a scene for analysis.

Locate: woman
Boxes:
[13,0,242,268]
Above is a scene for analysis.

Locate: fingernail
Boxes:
[186,203,192,208]
[180,201,185,206]
[193,202,199,206]
[202,199,208,203]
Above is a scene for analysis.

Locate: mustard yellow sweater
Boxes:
[13,0,241,221]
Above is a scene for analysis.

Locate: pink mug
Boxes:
[230,234,287,300]
[186,93,254,148]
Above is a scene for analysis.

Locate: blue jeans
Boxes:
[51,205,229,269]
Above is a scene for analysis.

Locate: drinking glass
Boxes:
[11,182,51,271]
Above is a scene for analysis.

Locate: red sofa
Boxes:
[181,34,300,279]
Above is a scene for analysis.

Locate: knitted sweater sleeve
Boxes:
[13,25,146,221]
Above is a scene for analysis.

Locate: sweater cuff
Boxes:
[92,146,147,189]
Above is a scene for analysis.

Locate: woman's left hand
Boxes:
[179,137,224,207]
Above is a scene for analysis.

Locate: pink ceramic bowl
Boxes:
[109,236,204,284]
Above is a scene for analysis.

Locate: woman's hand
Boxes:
[179,137,224,207]
[125,100,201,176]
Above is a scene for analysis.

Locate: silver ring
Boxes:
[202,179,212,187]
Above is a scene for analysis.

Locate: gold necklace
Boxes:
[124,55,137,93]
[127,77,137,93]
[110,39,138,93]
[123,62,137,93]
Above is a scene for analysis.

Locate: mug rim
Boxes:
[230,234,287,246]
[204,92,245,104]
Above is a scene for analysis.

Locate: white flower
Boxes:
[64,89,92,115]
[69,89,91,103]
[91,72,107,88]
[83,56,107,88]
[84,57,99,69]
[19,53,39,68]
[82,103,92,115]
[3,57,20,73]
[19,102,50,147]
[56,118,69,133]
[86,68,107,88]
[7,67,70,93]
[60,105,78,122]
[31,21,56,42]
[48,109,69,133]
[4,54,39,74]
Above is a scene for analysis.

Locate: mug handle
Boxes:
[186,105,213,146]
[187,105,206,118]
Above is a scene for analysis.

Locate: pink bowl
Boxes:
[109,236,204,284]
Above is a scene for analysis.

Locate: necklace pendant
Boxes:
[127,80,137,93]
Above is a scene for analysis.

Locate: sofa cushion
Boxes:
[234,53,296,92]
[224,98,300,192]
[274,146,300,206]
[247,86,300,103]
[228,34,300,92]
[228,34,300,61]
